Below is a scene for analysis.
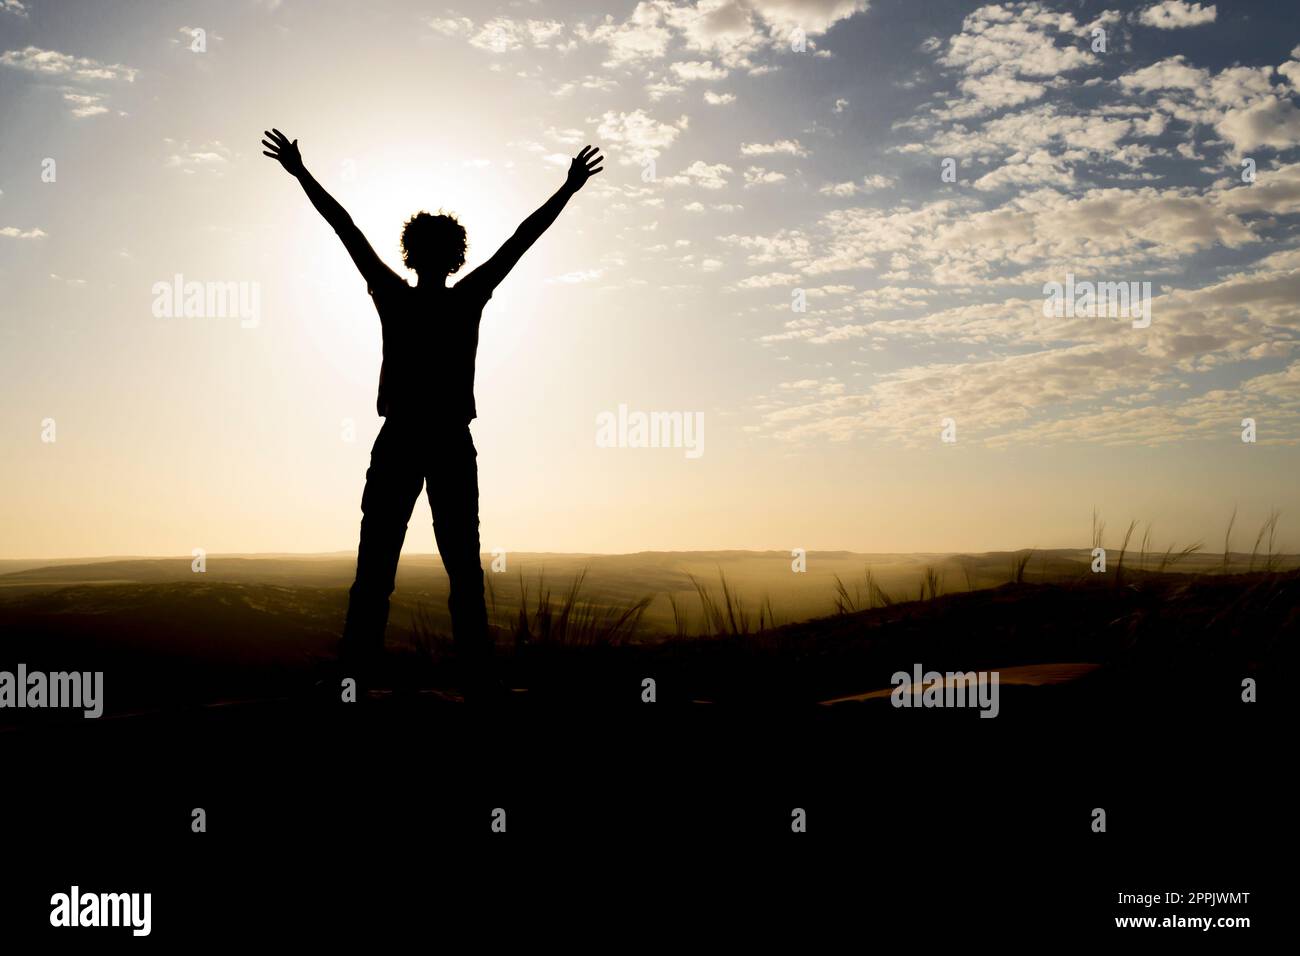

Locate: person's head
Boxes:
[400,210,467,278]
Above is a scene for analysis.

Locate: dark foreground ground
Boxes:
[0,570,1292,941]
[2,696,1287,943]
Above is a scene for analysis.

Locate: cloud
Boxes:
[741,138,809,157]
[1137,1,1217,30]
[741,0,870,38]
[670,60,728,81]
[818,174,895,196]
[736,158,1300,288]
[1,45,137,116]
[426,17,473,37]
[1117,55,1300,156]
[743,166,787,187]
[645,78,685,100]
[54,90,109,118]
[164,139,234,173]
[594,109,688,163]
[1,225,46,239]
[577,3,674,66]
[526,20,567,48]
[735,271,801,289]
[719,231,812,264]
[896,98,1176,190]
[1215,96,1300,156]
[1117,54,1208,93]
[0,46,138,82]
[2,1,29,17]
[928,3,1099,119]
[747,149,1300,448]
[662,159,733,188]
[970,149,1075,191]
[703,90,735,105]
[427,16,572,52]
[576,0,870,72]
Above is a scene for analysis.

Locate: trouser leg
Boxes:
[427,428,490,676]
[341,421,424,669]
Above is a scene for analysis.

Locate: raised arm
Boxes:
[465,145,603,296]
[261,128,395,291]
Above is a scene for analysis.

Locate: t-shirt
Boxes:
[366,269,493,424]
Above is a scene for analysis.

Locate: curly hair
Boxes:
[400,210,467,276]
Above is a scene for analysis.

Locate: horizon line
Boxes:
[4,547,1298,564]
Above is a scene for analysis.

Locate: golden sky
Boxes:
[3,0,1299,558]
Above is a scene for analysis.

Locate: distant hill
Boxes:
[2,549,1296,634]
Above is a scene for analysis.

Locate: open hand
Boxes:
[261,128,304,177]
[566,145,604,192]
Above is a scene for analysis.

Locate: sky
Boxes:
[2,0,1299,559]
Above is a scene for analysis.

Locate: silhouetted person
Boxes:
[262,128,603,698]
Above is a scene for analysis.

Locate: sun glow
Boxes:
[285,154,526,384]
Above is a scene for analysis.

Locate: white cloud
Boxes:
[1,46,137,116]
[527,20,567,48]
[1,225,46,239]
[948,71,1047,117]
[1117,56,1300,156]
[429,16,571,52]
[576,3,674,66]
[645,79,685,100]
[594,109,688,164]
[469,17,529,53]
[719,231,812,264]
[576,0,870,72]
[971,149,1075,191]
[742,0,870,37]
[662,159,733,189]
[735,271,801,289]
[928,3,1099,119]
[0,46,137,82]
[704,90,736,105]
[425,16,473,37]
[1137,2,1217,30]
[818,174,895,196]
[670,60,728,81]
[1216,96,1300,156]
[1118,55,1208,93]
[740,139,808,157]
[60,90,108,118]
[743,166,787,187]
[164,139,234,173]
